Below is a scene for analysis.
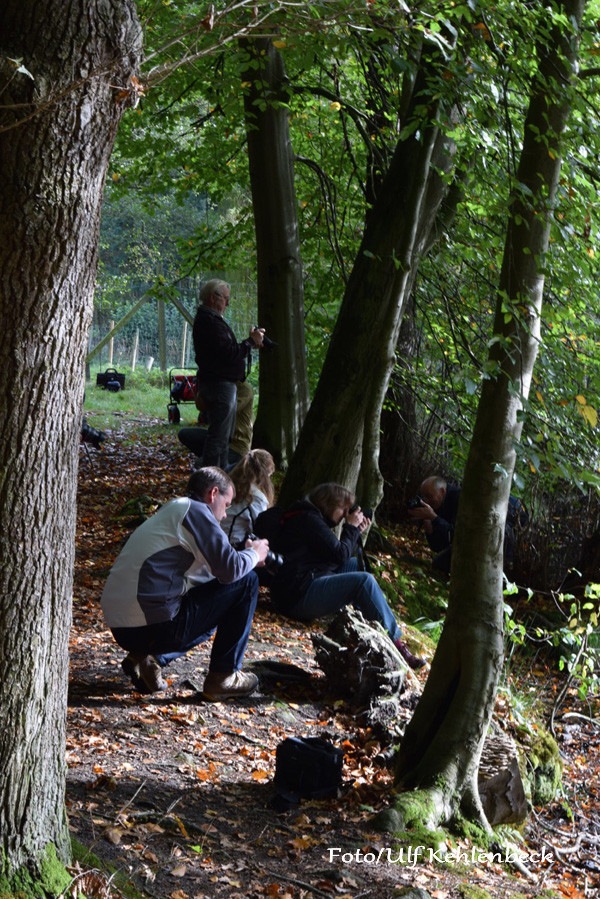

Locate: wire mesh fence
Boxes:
[90,276,258,372]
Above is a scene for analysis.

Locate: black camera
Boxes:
[81,418,106,449]
[246,532,284,574]
[253,327,278,350]
[348,503,373,520]
[407,495,424,510]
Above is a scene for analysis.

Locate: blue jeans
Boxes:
[111,572,259,673]
[198,379,237,468]
[287,559,401,641]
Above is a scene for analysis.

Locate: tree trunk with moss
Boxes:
[279,44,461,508]
[241,38,309,468]
[389,0,585,832]
[0,0,141,888]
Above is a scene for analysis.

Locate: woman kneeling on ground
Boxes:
[269,483,425,669]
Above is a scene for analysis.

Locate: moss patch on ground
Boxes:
[71,840,147,899]
[458,885,495,899]
[449,813,492,848]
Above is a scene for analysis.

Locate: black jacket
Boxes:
[193,305,253,382]
[269,499,361,611]
[426,484,461,553]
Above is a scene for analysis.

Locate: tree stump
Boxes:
[311,607,409,735]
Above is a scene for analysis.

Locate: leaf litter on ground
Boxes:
[66,414,600,899]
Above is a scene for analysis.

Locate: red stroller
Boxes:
[167,369,197,424]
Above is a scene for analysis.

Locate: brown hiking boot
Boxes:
[121,653,167,693]
[202,670,259,701]
[394,639,426,670]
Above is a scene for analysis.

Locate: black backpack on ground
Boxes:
[253,505,305,545]
[96,367,125,391]
[271,737,344,811]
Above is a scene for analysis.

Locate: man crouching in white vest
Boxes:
[101,466,269,700]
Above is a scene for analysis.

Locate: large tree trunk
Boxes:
[379,157,473,512]
[241,38,309,468]
[279,50,460,507]
[391,0,585,830]
[0,0,140,887]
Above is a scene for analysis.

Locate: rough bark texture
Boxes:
[0,0,141,881]
[392,0,585,829]
[241,38,309,468]
[279,45,459,508]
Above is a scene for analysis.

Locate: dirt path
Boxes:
[66,415,599,899]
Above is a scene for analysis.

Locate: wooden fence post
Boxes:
[158,300,167,371]
[181,321,187,369]
[108,320,115,366]
[131,329,139,372]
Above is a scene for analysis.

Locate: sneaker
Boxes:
[202,670,259,701]
[121,653,167,693]
[394,639,426,671]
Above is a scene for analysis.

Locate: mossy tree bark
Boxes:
[392,0,585,830]
[241,38,310,468]
[0,0,141,884]
[279,42,460,507]
[379,159,473,507]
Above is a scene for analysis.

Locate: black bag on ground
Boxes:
[271,737,344,811]
[96,367,126,391]
[81,418,106,448]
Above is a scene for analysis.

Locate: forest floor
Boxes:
[66,413,600,899]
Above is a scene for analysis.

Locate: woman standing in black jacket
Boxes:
[269,483,424,669]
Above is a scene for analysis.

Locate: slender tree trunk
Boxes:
[378,151,472,509]
[241,38,309,467]
[0,0,140,885]
[357,121,465,505]
[393,0,585,828]
[379,299,421,508]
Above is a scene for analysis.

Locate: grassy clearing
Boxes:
[84,365,200,428]
[85,363,259,429]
